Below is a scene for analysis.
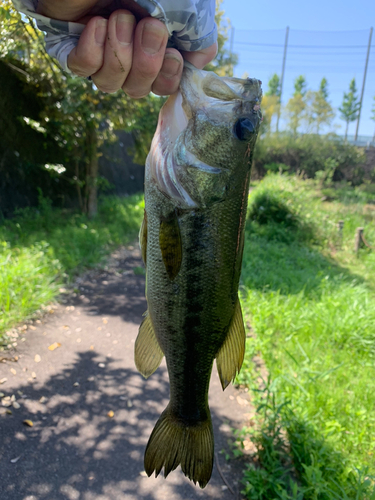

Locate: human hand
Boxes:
[37,0,217,97]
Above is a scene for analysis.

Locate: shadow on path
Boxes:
[0,350,246,500]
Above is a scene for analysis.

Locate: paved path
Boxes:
[0,246,254,500]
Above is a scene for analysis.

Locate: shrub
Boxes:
[253,134,366,184]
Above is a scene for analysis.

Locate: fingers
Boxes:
[66,11,217,97]
[91,10,136,93]
[182,42,218,70]
[151,49,183,96]
[122,18,169,98]
[67,16,108,77]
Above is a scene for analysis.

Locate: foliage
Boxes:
[259,94,280,135]
[285,76,308,136]
[371,95,375,141]
[339,78,360,140]
[259,73,281,135]
[203,0,238,77]
[253,133,366,184]
[0,194,144,340]
[305,78,335,134]
[266,73,281,98]
[0,0,238,215]
[247,190,299,229]
[293,75,307,97]
[240,377,375,500]
[238,174,375,498]
[315,157,339,186]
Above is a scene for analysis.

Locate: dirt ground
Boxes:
[0,245,255,500]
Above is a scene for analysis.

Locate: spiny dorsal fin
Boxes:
[135,311,163,379]
[139,210,148,265]
[159,210,182,280]
[144,404,214,488]
[216,298,246,390]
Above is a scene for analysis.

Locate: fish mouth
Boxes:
[180,62,262,121]
[147,64,262,208]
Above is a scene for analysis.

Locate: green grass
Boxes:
[0,194,144,341]
[238,174,375,499]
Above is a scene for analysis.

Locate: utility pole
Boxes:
[276,26,289,133]
[355,27,373,141]
[230,26,235,76]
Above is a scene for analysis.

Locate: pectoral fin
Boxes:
[135,311,163,378]
[159,211,182,280]
[216,298,246,390]
[139,211,148,265]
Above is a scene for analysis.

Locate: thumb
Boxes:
[181,42,218,70]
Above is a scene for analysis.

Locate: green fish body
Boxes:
[135,64,262,488]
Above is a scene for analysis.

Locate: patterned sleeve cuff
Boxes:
[172,23,218,52]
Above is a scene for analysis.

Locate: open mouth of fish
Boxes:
[147,62,262,208]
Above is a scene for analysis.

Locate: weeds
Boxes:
[240,174,375,498]
[0,193,144,340]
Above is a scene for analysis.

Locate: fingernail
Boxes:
[95,19,108,45]
[142,22,166,55]
[116,13,135,45]
[161,54,182,78]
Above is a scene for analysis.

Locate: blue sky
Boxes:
[222,0,375,138]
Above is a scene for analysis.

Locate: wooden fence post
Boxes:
[354,227,364,253]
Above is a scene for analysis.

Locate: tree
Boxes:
[305,77,335,134]
[293,75,307,97]
[371,95,375,143]
[285,75,308,136]
[266,73,281,98]
[339,78,360,141]
[261,74,281,134]
[1,0,238,217]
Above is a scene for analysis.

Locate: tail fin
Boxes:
[144,405,214,488]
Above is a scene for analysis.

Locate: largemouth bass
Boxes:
[135,63,262,488]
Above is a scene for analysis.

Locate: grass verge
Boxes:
[0,194,144,342]
[238,174,375,499]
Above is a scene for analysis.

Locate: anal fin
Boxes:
[135,311,163,378]
[216,297,246,390]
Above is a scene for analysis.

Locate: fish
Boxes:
[135,63,262,488]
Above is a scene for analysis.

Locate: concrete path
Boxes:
[0,245,254,500]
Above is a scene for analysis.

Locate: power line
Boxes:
[234,41,375,49]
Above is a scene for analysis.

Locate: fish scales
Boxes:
[135,63,262,488]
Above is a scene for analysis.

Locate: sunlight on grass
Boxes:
[0,194,144,341]
[239,173,375,499]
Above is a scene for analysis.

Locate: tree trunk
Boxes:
[344,121,349,142]
[86,122,98,219]
[75,159,83,212]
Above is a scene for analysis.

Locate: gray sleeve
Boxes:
[134,0,217,52]
[12,0,217,73]
[12,0,84,73]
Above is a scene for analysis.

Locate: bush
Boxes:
[253,134,366,184]
[248,191,298,228]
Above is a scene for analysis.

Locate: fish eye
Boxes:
[234,118,255,141]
